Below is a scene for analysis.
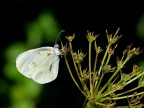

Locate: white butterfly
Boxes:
[16,44,60,84]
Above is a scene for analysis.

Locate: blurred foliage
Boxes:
[136,13,144,75]
[136,14,144,41]
[26,11,60,47]
[2,10,60,108]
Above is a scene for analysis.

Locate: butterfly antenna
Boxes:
[55,30,65,45]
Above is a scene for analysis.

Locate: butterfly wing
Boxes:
[29,53,59,84]
[16,49,40,78]
[16,47,60,83]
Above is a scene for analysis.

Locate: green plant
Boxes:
[61,28,144,108]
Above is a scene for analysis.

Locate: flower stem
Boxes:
[94,41,98,72]
[88,42,94,98]
[98,57,129,96]
[98,44,111,76]
[125,71,144,86]
[64,56,87,97]
[94,44,111,87]
[94,51,112,94]
[89,42,92,72]
[94,72,104,95]
[69,42,78,71]
[115,86,141,97]
[110,91,144,100]
[103,70,144,98]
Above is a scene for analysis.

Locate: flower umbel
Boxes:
[65,34,75,42]
[106,27,122,45]
[73,50,86,64]
[60,42,70,55]
[128,92,143,108]
[126,45,143,59]
[86,31,99,43]
[63,28,144,108]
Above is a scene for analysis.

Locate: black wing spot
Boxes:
[32,61,37,67]
[47,53,51,56]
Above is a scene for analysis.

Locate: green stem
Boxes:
[94,72,104,95]
[78,63,90,96]
[115,86,141,97]
[105,53,111,66]
[96,49,111,93]
[94,53,111,94]
[78,63,83,78]
[85,101,108,108]
[125,71,144,86]
[94,41,98,72]
[95,44,111,88]
[98,57,129,96]
[89,43,92,72]
[69,42,78,72]
[69,42,81,80]
[64,56,87,97]
[103,71,144,97]
[98,44,111,76]
[89,42,94,98]
[110,91,144,100]
[94,46,112,95]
